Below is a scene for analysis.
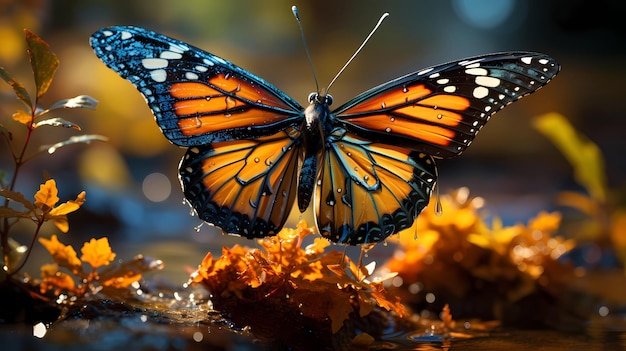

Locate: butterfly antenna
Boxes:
[326,12,390,93]
[292,6,320,92]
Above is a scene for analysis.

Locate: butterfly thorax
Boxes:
[297,93,333,212]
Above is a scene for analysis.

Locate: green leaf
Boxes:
[25,29,59,99]
[41,134,109,154]
[48,95,99,111]
[0,189,36,211]
[33,117,81,130]
[0,66,33,108]
[533,113,607,202]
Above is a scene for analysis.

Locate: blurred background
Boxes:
[1,0,625,283]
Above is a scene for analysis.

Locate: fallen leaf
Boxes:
[80,237,116,269]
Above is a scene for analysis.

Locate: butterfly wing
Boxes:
[180,128,301,238]
[91,26,306,238]
[90,26,303,146]
[333,52,560,158]
[316,52,559,244]
[316,130,436,244]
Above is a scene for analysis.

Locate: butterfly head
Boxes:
[308,91,333,106]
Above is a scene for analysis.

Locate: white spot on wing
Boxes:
[203,58,215,66]
[436,78,449,85]
[466,68,488,76]
[103,30,113,37]
[538,58,549,65]
[142,58,168,69]
[475,76,500,87]
[418,68,434,76]
[428,72,440,79]
[443,86,457,93]
[169,44,189,53]
[121,31,132,40]
[195,65,208,72]
[161,51,183,59]
[150,69,167,82]
[521,57,533,64]
[473,86,489,99]
[185,72,199,80]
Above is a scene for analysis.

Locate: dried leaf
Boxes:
[48,95,98,111]
[0,66,32,108]
[33,179,59,211]
[0,207,32,219]
[0,189,36,212]
[40,263,77,294]
[43,134,108,154]
[80,237,116,269]
[33,117,81,130]
[39,235,82,274]
[101,255,164,288]
[25,29,59,99]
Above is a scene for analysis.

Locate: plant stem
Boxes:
[1,107,36,277]
[7,217,44,277]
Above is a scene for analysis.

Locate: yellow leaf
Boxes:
[39,235,82,274]
[556,191,598,216]
[533,113,607,202]
[34,179,59,211]
[49,191,86,216]
[81,237,116,269]
[12,109,32,125]
[47,191,86,232]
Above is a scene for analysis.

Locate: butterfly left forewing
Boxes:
[316,130,436,244]
[333,52,560,159]
[90,26,303,146]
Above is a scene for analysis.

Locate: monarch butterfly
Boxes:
[90,23,559,245]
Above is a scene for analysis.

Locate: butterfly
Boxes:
[90,25,559,245]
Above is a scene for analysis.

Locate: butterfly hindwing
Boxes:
[90,26,303,146]
[316,129,436,244]
[334,52,560,158]
[180,128,301,238]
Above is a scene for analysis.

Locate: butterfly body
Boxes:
[91,26,559,245]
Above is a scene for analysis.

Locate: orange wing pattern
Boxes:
[180,128,301,238]
[315,130,436,244]
[334,53,560,159]
[90,26,303,146]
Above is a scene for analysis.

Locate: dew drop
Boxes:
[434,185,443,216]
[402,87,409,93]
[437,114,443,119]
[254,157,260,163]
[336,188,342,193]
[390,117,395,122]
[385,127,392,132]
